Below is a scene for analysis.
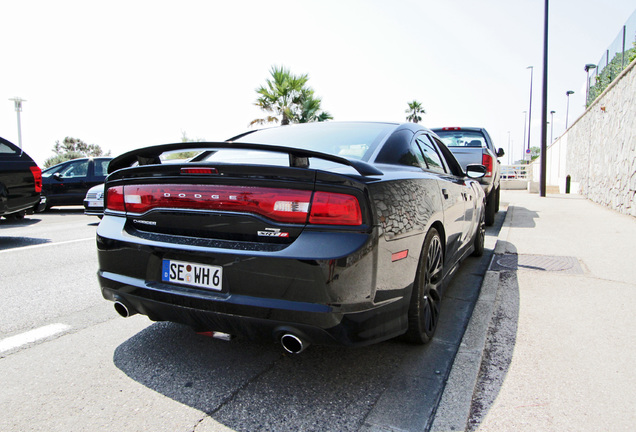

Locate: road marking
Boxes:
[0,237,94,254]
[0,323,71,353]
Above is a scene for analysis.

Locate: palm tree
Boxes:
[405,100,426,123]
[294,89,333,123]
[251,66,308,126]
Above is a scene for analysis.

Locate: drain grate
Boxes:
[490,254,584,274]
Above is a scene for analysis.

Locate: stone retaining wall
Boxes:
[554,59,636,217]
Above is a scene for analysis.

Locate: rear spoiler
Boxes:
[108,142,383,176]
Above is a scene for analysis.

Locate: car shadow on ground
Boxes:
[0,216,41,227]
[466,240,520,431]
[113,322,418,431]
[0,217,49,250]
[506,206,539,228]
[0,236,50,250]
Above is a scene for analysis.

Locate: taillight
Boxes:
[482,153,493,177]
[106,186,126,212]
[108,185,312,224]
[309,192,362,225]
[442,127,461,131]
[30,166,42,193]
[105,184,363,226]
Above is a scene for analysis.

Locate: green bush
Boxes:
[588,43,636,106]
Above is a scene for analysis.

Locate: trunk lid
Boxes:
[104,143,378,247]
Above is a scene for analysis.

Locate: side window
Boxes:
[95,160,109,178]
[410,141,428,169]
[431,136,463,176]
[0,142,18,155]
[60,160,89,178]
[416,136,446,173]
[42,163,67,178]
[374,129,422,168]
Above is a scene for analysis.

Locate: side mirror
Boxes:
[466,164,487,179]
[53,173,63,181]
[497,148,505,158]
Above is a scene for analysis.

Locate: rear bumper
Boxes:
[96,216,411,346]
[100,278,409,347]
[0,195,44,216]
[35,196,47,212]
[83,199,103,216]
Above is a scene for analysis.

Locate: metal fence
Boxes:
[500,164,530,181]
[587,9,636,106]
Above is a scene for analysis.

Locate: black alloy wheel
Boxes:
[472,216,485,257]
[403,228,444,344]
[485,189,496,226]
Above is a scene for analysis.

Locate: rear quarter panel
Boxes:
[368,170,444,300]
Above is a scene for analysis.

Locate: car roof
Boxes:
[44,156,112,169]
[430,127,486,132]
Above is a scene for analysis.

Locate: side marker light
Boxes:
[391,250,409,262]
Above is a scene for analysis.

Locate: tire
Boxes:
[471,216,485,257]
[41,196,51,211]
[495,186,500,213]
[485,189,496,226]
[403,228,444,344]
[4,210,26,221]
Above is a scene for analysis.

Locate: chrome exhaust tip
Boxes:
[114,300,137,318]
[281,333,308,354]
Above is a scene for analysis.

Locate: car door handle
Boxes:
[441,188,449,199]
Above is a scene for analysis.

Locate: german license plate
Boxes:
[161,259,222,291]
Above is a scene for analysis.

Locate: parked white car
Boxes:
[83,183,105,218]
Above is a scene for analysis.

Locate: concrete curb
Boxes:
[429,206,515,432]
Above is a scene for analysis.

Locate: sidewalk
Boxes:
[432,190,636,431]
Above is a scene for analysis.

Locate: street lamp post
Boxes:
[550,110,555,143]
[522,111,527,164]
[565,90,574,129]
[507,131,511,165]
[539,0,549,198]
[527,66,534,159]
[8,97,26,149]
[584,64,597,106]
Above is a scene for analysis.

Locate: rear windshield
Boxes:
[230,122,396,161]
[0,138,19,156]
[434,130,486,148]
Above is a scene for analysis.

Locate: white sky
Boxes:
[2,0,635,166]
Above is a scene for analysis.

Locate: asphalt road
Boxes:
[0,208,505,432]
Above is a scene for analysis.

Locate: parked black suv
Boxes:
[0,137,45,220]
[42,157,112,209]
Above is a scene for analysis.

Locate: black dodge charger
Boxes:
[97,122,487,353]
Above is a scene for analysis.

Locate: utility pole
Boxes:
[522,111,527,164]
[539,0,549,197]
[507,131,511,165]
[527,66,534,160]
[9,97,26,149]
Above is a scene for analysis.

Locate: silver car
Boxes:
[83,183,105,218]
